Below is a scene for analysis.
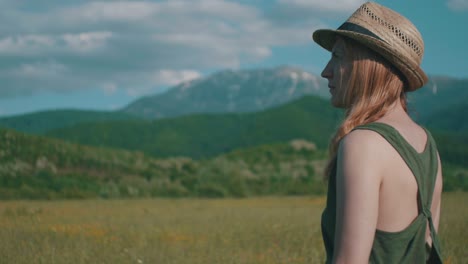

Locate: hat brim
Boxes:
[313,29,428,91]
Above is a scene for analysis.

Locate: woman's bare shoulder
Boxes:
[341,128,389,151]
[339,129,389,168]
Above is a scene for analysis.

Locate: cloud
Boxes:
[62,32,113,53]
[0,32,112,55]
[447,0,468,11]
[269,0,365,25]
[152,70,202,86]
[11,61,68,78]
[0,0,325,98]
[102,83,117,95]
[61,2,159,22]
[277,0,366,13]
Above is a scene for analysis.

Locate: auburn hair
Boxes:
[325,36,408,178]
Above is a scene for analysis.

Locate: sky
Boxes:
[0,0,467,117]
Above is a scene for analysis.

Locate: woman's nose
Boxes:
[321,60,332,79]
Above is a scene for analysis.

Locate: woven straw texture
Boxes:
[313,1,428,91]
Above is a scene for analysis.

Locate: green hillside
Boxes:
[433,130,468,192]
[0,109,138,134]
[0,127,184,199]
[408,77,468,122]
[0,128,329,199]
[197,140,328,197]
[421,101,468,132]
[1,124,466,201]
[431,130,468,166]
[46,95,343,159]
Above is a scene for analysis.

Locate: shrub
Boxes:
[196,183,228,198]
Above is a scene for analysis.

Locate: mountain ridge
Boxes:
[0,66,467,135]
[122,66,329,119]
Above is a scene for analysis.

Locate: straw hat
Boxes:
[313,1,427,91]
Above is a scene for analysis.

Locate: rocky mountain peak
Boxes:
[122,66,329,119]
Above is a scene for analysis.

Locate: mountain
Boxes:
[122,67,467,123]
[0,109,138,134]
[0,67,466,135]
[122,66,329,119]
[46,95,343,159]
[0,66,327,133]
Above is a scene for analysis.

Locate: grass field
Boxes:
[0,193,466,264]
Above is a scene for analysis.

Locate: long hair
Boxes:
[325,37,407,177]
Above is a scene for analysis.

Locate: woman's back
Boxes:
[321,117,444,263]
[373,114,443,235]
[356,120,443,263]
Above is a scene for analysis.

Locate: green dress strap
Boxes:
[352,122,443,263]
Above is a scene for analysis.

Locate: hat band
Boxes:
[338,22,384,42]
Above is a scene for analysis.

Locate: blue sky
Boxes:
[0,0,467,117]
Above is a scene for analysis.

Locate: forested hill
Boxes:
[26,93,468,170]
[0,109,138,134]
[1,122,466,200]
[408,76,468,122]
[45,95,343,159]
[0,127,328,199]
[421,101,468,132]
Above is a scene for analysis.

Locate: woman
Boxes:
[312,2,443,263]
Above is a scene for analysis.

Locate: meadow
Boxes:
[0,192,466,264]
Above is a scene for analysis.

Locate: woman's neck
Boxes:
[377,100,414,125]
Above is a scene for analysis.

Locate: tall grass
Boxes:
[0,193,465,264]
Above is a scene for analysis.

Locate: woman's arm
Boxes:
[333,130,384,264]
[431,153,443,234]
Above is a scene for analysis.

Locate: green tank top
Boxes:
[321,122,443,263]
